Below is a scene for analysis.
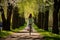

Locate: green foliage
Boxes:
[11,23,26,32]
[33,24,60,40]
[16,0,39,18]
[0,0,54,20]
[0,23,26,38]
[0,31,12,38]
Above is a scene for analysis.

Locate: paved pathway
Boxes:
[0,26,44,40]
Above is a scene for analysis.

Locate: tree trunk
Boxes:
[0,0,1,3]
[41,13,44,29]
[0,6,7,30]
[6,3,13,30]
[38,12,41,28]
[52,0,59,34]
[34,17,37,25]
[38,11,44,29]
[44,10,49,31]
[12,7,21,29]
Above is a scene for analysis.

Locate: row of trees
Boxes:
[52,0,60,34]
[34,0,60,34]
[0,0,25,31]
[0,0,60,34]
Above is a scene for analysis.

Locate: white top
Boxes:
[26,17,34,26]
[28,18,34,25]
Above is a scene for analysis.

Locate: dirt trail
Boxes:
[0,26,44,40]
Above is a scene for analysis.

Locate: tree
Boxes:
[34,16,38,25]
[43,0,49,31]
[44,8,49,31]
[37,0,44,29]
[6,3,13,30]
[21,13,25,26]
[38,11,44,29]
[52,0,60,34]
[12,6,20,29]
[38,11,41,28]
[12,6,25,29]
[0,5,7,30]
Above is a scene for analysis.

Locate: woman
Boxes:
[28,14,33,35]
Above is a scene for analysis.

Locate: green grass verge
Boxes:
[0,23,26,38]
[11,23,26,32]
[33,24,60,40]
[0,31,12,38]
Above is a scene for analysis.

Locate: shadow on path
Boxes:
[0,26,44,40]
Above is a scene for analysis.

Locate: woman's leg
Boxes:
[29,24,32,35]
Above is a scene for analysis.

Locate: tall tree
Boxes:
[52,0,60,34]
[38,11,44,29]
[12,6,21,29]
[0,5,7,30]
[6,3,13,30]
[37,0,44,29]
[34,16,38,25]
[21,13,25,26]
[0,0,7,30]
[43,0,49,31]
[38,12,41,28]
[44,9,49,31]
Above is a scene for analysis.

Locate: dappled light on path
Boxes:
[0,26,44,40]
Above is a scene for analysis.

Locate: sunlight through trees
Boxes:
[0,0,60,34]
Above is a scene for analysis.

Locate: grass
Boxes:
[33,24,60,40]
[11,23,26,32]
[0,31,13,38]
[0,23,26,38]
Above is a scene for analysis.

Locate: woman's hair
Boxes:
[29,14,32,18]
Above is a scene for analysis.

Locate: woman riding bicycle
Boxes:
[28,14,33,35]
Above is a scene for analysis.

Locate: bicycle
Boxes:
[29,24,32,35]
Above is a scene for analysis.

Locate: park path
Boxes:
[0,26,44,40]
